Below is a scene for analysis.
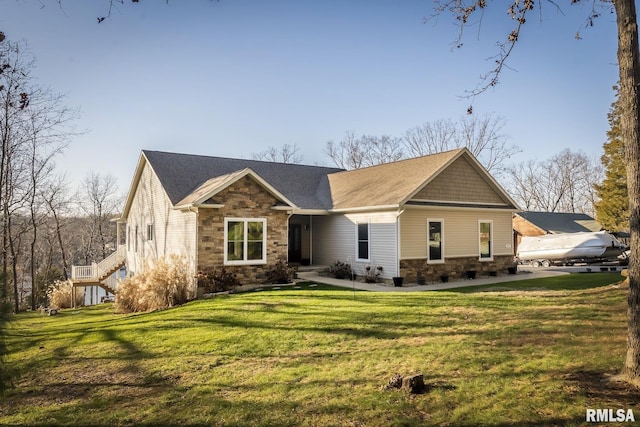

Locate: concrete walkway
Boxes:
[296,269,570,292]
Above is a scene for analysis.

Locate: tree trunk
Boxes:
[53,211,69,280]
[614,0,640,383]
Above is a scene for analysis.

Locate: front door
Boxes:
[288,224,302,263]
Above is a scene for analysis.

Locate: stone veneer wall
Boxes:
[197,176,289,285]
[400,255,516,283]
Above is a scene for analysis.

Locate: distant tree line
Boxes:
[314,114,605,220]
[0,37,121,313]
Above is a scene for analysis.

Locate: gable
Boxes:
[328,149,463,210]
[410,156,508,205]
[213,175,282,212]
[174,168,296,210]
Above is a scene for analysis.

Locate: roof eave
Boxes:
[182,168,299,211]
[330,204,401,214]
[120,152,151,220]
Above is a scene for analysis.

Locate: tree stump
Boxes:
[401,374,426,394]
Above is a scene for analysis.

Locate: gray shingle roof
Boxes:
[143,150,344,210]
[328,149,464,209]
[516,211,602,234]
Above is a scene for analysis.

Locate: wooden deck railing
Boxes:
[71,246,126,284]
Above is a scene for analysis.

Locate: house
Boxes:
[513,211,602,252]
[71,148,520,294]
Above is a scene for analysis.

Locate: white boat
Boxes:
[516,231,626,267]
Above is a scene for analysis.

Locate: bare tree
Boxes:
[429,0,640,384]
[324,132,366,170]
[403,113,520,177]
[324,132,404,170]
[24,90,75,310]
[79,172,121,263]
[326,115,518,175]
[252,143,303,164]
[0,39,77,312]
[43,175,72,281]
[403,119,457,158]
[506,149,602,215]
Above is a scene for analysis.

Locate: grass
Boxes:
[0,274,638,426]
[448,272,624,293]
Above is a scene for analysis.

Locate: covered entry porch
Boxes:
[288,214,319,266]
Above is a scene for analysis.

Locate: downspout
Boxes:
[396,208,405,278]
[188,206,199,296]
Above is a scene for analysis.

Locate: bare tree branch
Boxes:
[252,143,303,164]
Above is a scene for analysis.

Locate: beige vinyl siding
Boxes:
[400,207,514,259]
[313,211,400,278]
[412,156,506,205]
[126,162,197,278]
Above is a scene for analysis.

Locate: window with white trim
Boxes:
[224,218,267,265]
[356,222,370,261]
[428,219,444,263]
[147,224,154,241]
[479,220,493,260]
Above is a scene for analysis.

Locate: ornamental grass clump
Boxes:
[115,254,194,313]
[46,279,85,309]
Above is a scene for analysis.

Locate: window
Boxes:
[147,224,154,241]
[135,225,139,253]
[479,220,493,260]
[357,222,369,261]
[428,219,444,263]
[224,218,267,265]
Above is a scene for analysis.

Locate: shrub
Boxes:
[266,259,297,284]
[46,279,85,309]
[330,260,353,280]
[115,254,194,313]
[363,265,383,283]
[196,267,241,293]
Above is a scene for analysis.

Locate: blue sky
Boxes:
[1,1,619,193]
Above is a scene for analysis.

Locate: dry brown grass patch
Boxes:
[115,254,194,313]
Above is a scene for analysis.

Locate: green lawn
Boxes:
[448,271,625,293]
[0,274,638,426]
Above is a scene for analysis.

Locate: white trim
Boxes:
[196,168,297,208]
[410,198,510,207]
[223,218,268,266]
[355,220,371,262]
[404,204,518,213]
[479,220,494,261]
[331,204,401,214]
[427,218,445,264]
[174,203,225,210]
[292,209,331,215]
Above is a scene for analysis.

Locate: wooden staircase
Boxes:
[71,246,126,294]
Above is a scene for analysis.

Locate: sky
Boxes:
[1,1,620,194]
